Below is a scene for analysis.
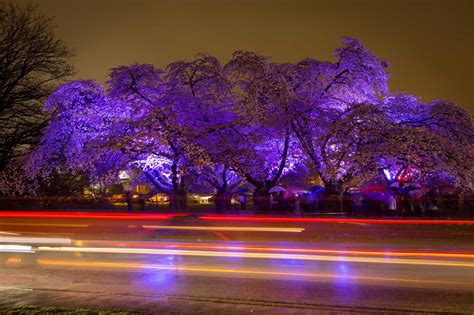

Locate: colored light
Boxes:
[6,257,22,264]
[1,223,88,228]
[0,236,71,245]
[36,259,473,286]
[0,245,34,253]
[80,241,474,259]
[199,216,474,225]
[36,246,474,267]
[383,169,392,181]
[0,211,186,220]
[141,225,304,233]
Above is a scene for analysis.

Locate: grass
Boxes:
[0,305,134,315]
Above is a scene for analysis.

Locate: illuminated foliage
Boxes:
[6,37,473,206]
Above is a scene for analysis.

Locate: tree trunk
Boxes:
[322,180,343,213]
[169,192,187,212]
[253,186,272,213]
[214,191,232,213]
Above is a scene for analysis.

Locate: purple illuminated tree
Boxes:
[14,37,473,213]
[285,38,390,194]
[225,38,390,195]
[106,63,217,211]
[26,80,126,190]
[225,51,304,211]
[380,95,474,190]
[163,54,243,211]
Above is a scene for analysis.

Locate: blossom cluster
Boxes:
[4,38,472,198]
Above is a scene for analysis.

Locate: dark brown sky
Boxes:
[20,0,473,112]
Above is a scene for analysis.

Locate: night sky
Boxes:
[19,0,473,113]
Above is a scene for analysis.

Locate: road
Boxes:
[1,212,473,314]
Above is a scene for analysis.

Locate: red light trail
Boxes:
[0,211,187,220]
[199,216,474,225]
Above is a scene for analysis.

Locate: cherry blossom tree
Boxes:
[25,80,126,190]
[163,54,243,211]
[224,38,390,197]
[381,95,474,190]
[285,38,390,194]
[106,63,215,211]
[9,37,472,214]
[225,51,304,211]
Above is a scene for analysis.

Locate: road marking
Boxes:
[142,225,305,233]
[36,246,474,267]
[36,259,474,286]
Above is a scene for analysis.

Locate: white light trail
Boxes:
[0,245,34,253]
[0,231,20,235]
[0,236,71,245]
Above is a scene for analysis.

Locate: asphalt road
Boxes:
[1,213,473,314]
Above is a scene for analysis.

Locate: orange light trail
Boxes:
[78,241,474,259]
[6,257,22,264]
[36,246,474,267]
[141,225,304,232]
[36,259,474,286]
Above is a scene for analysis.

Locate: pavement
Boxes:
[0,212,473,314]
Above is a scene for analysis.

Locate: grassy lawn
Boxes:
[0,306,133,315]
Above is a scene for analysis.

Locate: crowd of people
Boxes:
[256,184,472,218]
[109,184,473,218]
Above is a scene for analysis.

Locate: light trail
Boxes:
[0,245,34,253]
[0,223,89,228]
[0,286,33,291]
[77,241,474,259]
[199,216,474,225]
[2,232,76,236]
[0,236,71,245]
[36,246,474,267]
[36,259,474,286]
[0,211,186,220]
[141,225,304,233]
[6,257,22,264]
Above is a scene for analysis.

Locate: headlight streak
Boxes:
[141,226,305,233]
[36,259,474,286]
[0,236,71,245]
[0,245,34,253]
[35,246,474,267]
